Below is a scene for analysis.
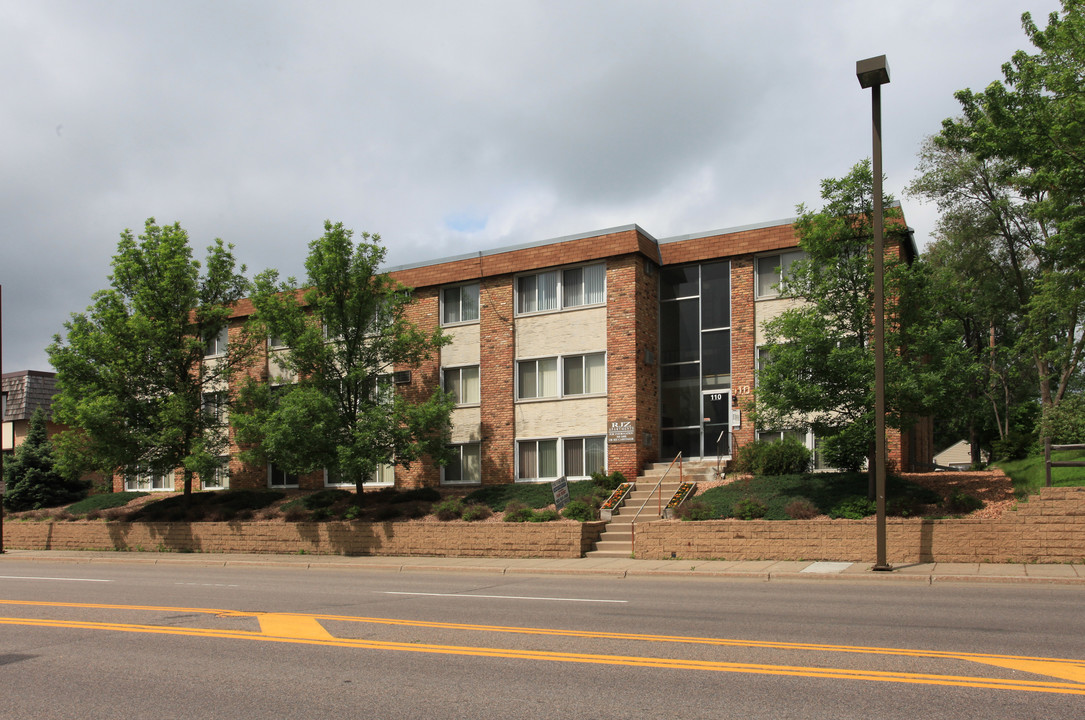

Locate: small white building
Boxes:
[934,440,988,470]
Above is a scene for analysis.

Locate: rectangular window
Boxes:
[562,264,606,307]
[517,264,603,315]
[443,366,480,405]
[517,358,558,400]
[441,283,480,325]
[202,391,227,424]
[563,437,605,478]
[203,457,230,490]
[126,468,174,492]
[268,463,298,488]
[563,353,606,395]
[756,251,806,298]
[443,444,481,485]
[517,439,558,481]
[204,327,228,357]
[324,464,394,487]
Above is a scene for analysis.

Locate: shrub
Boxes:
[946,491,984,515]
[310,507,332,522]
[283,506,310,522]
[829,496,876,519]
[461,503,492,522]
[992,430,1037,461]
[784,497,820,519]
[392,487,442,504]
[732,438,810,476]
[591,470,627,492]
[433,498,465,521]
[503,501,535,522]
[675,500,714,521]
[561,500,597,522]
[529,509,560,522]
[303,489,351,510]
[370,504,401,521]
[820,424,872,472]
[732,496,768,520]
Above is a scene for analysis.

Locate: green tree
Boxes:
[231,221,454,498]
[48,219,253,496]
[2,408,88,511]
[937,0,1085,417]
[754,160,971,482]
[909,138,1040,462]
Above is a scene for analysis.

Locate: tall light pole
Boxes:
[856,55,891,571]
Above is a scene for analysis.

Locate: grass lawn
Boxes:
[993,447,1085,499]
[694,472,941,520]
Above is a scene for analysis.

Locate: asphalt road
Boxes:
[2,559,1083,719]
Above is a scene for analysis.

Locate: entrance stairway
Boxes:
[586,460,722,558]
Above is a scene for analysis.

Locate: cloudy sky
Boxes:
[1,0,1064,372]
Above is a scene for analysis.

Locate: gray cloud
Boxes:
[0,0,1063,371]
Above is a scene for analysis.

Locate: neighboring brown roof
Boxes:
[2,370,58,422]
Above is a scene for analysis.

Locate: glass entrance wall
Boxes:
[659,261,731,460]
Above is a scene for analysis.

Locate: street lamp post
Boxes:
[856,55,891,571]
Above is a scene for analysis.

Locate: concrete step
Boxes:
[592,540,634,554]
[585,549,633,558]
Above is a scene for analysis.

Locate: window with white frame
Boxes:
[563,437,605,478]
[517,437,605,481]
[517,439,558,481]
[441,283,480,325]
[203,456,230,490]
[562,353,606,396]
[324,463,394,487]
[126,468,175,492]
[517,358,558,400]
[756,250,806,298]
[268,462,298,488]
[443,366,480,405]
[443,443,481,485]
[516,263,604,315]
[204,326,228,357]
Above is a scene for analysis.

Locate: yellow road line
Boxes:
[4,598,1077,670]
[3,615,1084,696]
[5,598,1085,690]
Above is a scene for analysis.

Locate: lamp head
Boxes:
[856,55,890,88]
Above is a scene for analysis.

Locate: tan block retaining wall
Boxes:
[4,520,606,559]
[6,488,1083,563]
[633,488,1085,564]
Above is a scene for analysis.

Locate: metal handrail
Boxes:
[630,452,683,557]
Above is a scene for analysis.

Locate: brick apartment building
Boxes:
[116,214,933,493]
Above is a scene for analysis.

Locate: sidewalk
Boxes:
[3,549,1084,585]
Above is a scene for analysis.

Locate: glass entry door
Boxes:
[702,390,731,459]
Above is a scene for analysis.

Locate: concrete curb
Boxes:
[3,549,1084,585]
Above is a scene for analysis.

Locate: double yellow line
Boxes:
[4,599,1084,695]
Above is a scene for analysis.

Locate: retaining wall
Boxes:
[5,488,1083,563]
[4,520,606,559]
[634,487,1085,563]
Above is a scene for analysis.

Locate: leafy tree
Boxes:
[2,408,88,511]
[935,0,1085,419]
[909,137,1040,462]
[231,221,454,498]
[754,160,971,485]
[48,219,253,496]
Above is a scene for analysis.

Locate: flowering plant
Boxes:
[666,482,695,509]
[600,482,634,510]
